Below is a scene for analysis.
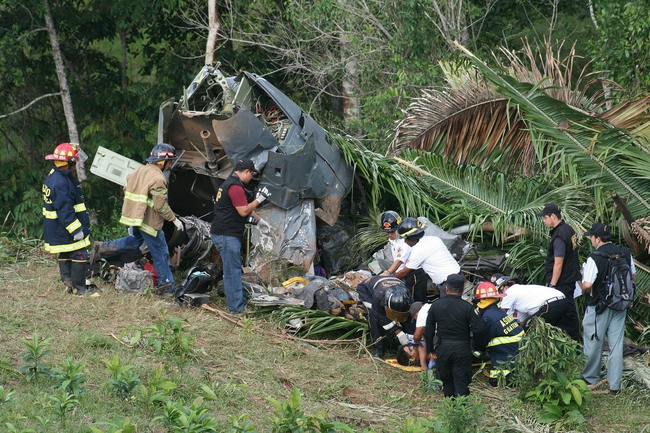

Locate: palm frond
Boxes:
[395,150,594,245]
[334,134,449,220]
[266,306,368,340]
[456,42,650,219]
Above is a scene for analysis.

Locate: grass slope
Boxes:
[1,257,649,432]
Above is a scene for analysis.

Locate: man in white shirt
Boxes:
[378,211,411,275]
[379,212,428,302]
[394,217,460,297]
[578,222,636,395]
[496,276,581,341]
[397,301,433,371]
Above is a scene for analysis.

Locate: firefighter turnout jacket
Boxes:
[474,302,524,380]
[119,164,176,236]
[42,166,91,253]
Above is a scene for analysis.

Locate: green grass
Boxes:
[1,256,650,432]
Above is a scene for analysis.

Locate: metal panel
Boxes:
[90,146,142,186]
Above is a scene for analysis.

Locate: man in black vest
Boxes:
[210,158,271,313]
[578,223,635,395]
[537,203,581,333]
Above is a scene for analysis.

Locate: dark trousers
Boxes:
[436,341,473,398]
[368,309,387,352]
[533,296,581,342]
[404,268,428,303]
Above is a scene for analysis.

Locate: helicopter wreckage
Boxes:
[92,65,353,278]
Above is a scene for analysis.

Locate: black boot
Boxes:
[58,260,73,293]
[88,241,104,265]
[71,261,93,295]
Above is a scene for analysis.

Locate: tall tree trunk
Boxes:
[338,0,360,135]
[205,0,220,66]
[43,0,85,180]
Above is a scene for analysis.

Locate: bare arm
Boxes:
[418,345,427,372]
[577,280,593,296]
[234,200,262,218]
[551,256,564,286]
[393,266,413,280]
[386,259,404,275]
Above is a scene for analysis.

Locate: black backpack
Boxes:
[174,266,214,299]
[592,247,635,312]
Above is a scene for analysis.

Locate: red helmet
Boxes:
[45,143,79,163]
[475,282,506,299]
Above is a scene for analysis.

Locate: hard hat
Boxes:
[495,275,516,289]
[146,143,178,163]
[384,283,411,323]
[45,143,80,163]
[475,282,505,299]
[380,211,402,232]
[397,217,425,238]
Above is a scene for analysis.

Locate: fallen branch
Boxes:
[109,332,132,348]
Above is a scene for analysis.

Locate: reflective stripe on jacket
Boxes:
[475,304,523,375]
[42,166,91,253]
[120,164,175,235]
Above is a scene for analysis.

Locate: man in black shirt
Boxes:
[424,273,484,397]
[210,158,271,313]
[537,203,581,336]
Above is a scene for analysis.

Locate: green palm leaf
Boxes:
[455,42,650,219]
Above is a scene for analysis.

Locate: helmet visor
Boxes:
[76,147,88,163]
[386,307,409,323]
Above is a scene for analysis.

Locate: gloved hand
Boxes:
[73,230,84,241]
[173,218,184,231]
[379,270,391,276]
[258,218,271,233]
[396,331,410,346]
[255,186,272,204]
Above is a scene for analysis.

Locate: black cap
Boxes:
[490,273,504,283]
[584,222,610,238]
[235,158,259,173]
[409,301,424,318]
[444,272,465,290]
[536,203,561,217]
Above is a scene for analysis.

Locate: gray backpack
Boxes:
[592,248,635,312]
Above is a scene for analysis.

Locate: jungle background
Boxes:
[3,1,650,430]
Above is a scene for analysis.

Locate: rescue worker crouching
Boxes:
[473,282,524,387]
[42,143,95,296]
[357,276,413,359]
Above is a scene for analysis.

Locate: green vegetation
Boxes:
[514,318,591,428]
[2,255,650,432]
